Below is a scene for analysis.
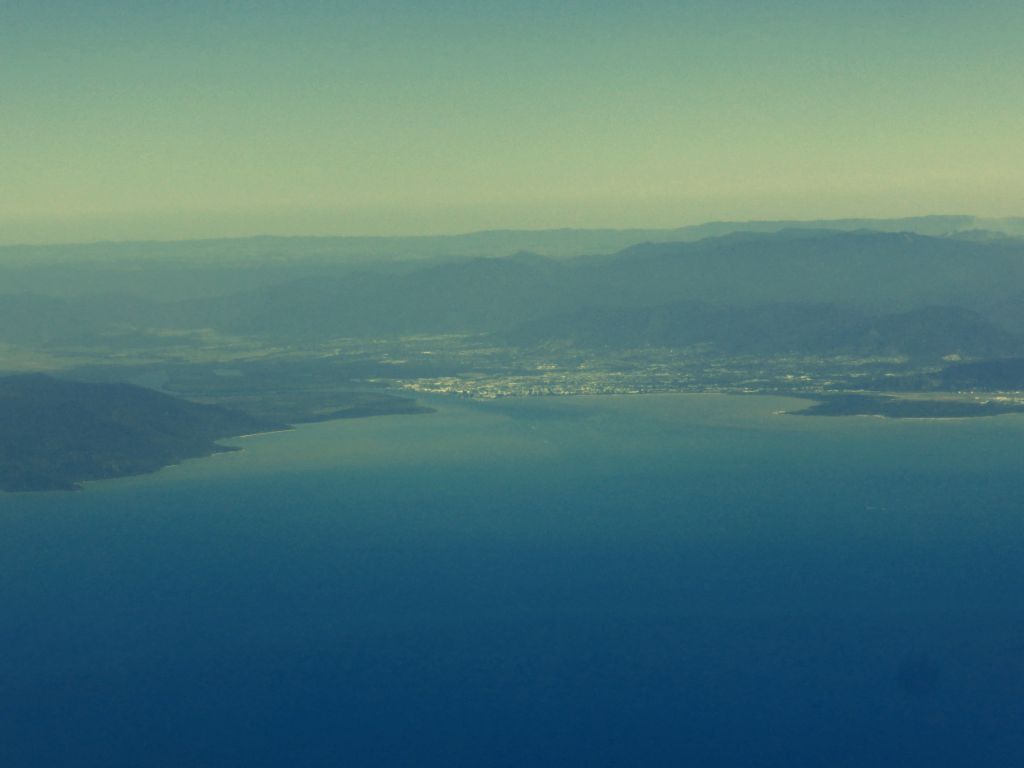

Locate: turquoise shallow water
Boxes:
[2,394,1023,767]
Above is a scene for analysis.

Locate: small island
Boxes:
[788,393,1024,419]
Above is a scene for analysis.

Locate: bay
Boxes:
[2,394,1023,767]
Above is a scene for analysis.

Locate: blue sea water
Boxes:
[2,394,1024,767]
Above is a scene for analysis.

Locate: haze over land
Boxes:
[4,216,1024,491]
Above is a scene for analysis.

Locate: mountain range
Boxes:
[2,223,1024,363]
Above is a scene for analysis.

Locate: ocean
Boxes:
[2,394,1023,767]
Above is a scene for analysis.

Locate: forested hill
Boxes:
[0,375,280,492]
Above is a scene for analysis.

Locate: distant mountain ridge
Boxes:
[2,216,1022,303]
[2,215,1021,267]
[2,226,1023,361]
[148,229,1024,342]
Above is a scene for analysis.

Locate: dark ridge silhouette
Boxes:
[0,374,283,492]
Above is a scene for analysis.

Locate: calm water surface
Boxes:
[2,394,1023,767]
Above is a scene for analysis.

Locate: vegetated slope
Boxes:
[935,358,1024,390]
[157,253,569,338]
[830,306,1023,359]
[593,231,1024,311]
[502,302,858,352]
[980,292,1024,334]
[0,293,151,344]
[0,374,281,491]
[504,302,1024,360]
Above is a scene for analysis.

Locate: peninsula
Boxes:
[787,393,1024,419]
[0,374,283,492]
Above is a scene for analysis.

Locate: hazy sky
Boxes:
[3,0,1022,243]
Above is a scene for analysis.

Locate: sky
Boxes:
[2,0,1022,244]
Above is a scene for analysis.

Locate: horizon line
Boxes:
[3,213,1015,250]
